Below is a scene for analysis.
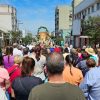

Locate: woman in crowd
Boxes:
[79,58,99,100]
[3,46,14,69]
[76,50,89,77]
[63,55,83,85]
[7,55,23,100]
[30,44,46,81]
[0,48,10,100]
[12,56,42,100]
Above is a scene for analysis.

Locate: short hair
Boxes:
[21,57,35,77]
[23,47,29,55]
[14,55,23,64]
[13,43,18,48]
[86,58,96,68]
[46,52,64,75]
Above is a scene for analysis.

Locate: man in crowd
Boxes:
[28,52,85,100]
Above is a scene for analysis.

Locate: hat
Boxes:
[85,48,95,55]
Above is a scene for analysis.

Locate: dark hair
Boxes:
[41,48,48,57]
[35,45,41,61]
[46,52,64,75]
[5,46,13,63]
[65,55,73,75]
[0,48,3,65]
[23,47,29,55]
[64,48,69,53]
[82,51,89,60]
[21,57,35,77]
[86,58,96,68]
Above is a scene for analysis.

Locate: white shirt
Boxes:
[13,48,23,57]
[0,87,7,100]
[30,54,46,80]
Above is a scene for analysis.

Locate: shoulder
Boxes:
[31,83,48,92]
[30,76,43,83]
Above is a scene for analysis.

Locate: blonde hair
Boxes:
[14,55,23,64]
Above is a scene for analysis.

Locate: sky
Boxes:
[0,0,72,35]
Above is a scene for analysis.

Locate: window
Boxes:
[97,3,100,10]
[91,5,94,12]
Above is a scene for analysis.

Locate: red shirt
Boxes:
[54,47,61,53]
[7,64,21,93]
[7,64,21,83]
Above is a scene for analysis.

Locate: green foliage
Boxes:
[54,36,64,45]
[22,33,33,45]
[82,16,100,45]
[8,30,22,43]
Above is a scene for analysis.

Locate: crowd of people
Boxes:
[0,42,100,100]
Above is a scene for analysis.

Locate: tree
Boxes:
[82,16,100,46]
[8,30,22,44]
[22,33,33,45]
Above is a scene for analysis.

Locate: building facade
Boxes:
[55,5,72,45]
[0,4,17,32]
[72,0,100,47]
[0,5,17,47]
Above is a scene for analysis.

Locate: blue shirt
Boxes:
[79,67,100,100]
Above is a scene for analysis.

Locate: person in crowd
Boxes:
[70,48,82,66]
[28,52,86,100]
[63,55,83,85]
[23,47,29,57]
[76,50,89,76]
[64,43,70,53]
[63,47,70,60]
[54,45,61,53]
[12,57,42,100]
[13,43,23,57]
[41,47,48,58]
[0,48,10,100]
[85,47,99,66]
[3,46,14,69]
[77,48,82,59]
[79,58,100,100]
[0,87,8,100]
[7,55,23,100]
[30,44,46,81]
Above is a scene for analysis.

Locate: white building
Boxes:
[55,5,72,44]
[0,4,17,32]
[72,0,100,47]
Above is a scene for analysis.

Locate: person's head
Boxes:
[21,57,35,77]
[64,48,69,53]
[13,43,18,48]
[85,48,95,56]
[77,48,81,53]
[46,52,64,75]
[23,47,29,55]
[86,58,96,68]
[65,55,72,65]
[41,48,48,57]
[5,46,13,55]
[14,55,23,64]
[82,51,89,60]
[34,45,41,56]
